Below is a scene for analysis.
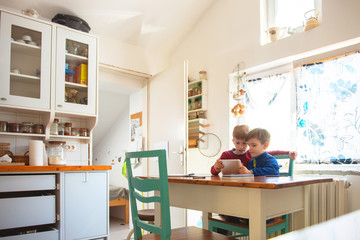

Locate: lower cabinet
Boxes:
[63,172,108,240]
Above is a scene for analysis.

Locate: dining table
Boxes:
[151,175,333,240]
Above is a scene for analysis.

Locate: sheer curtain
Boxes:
[244,71,293,151]
[295,51,360,164]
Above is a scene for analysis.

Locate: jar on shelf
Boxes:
[188,99,192,111]
[21,122,34,133]
[8,123,21,133]
[34,124,44,134]
[64,122,72,136]
[71,128,80,136]
[79,128,88,137]
[199,71,207,80]
[0,121,7,132]
[50,118,59,135]
[48,141,66,165]
[58,123,65,135]
[197,82,202,94]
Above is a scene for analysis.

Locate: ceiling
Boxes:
[0,0,214,57]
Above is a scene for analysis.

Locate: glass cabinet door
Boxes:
[55,27,97,115]
[0,12,51,109]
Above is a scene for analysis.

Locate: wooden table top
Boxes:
[141,175,333,189]
[0,165,112,172]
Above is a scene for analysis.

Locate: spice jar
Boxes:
[64,122,72,136]
[47,141,66,165]
[79,128,88,137]
[50,118,59,135]
[0,121,7,132]
[71,128,79,136]
[58,123,65,135]
[34,124,44,134]
[8,123,21,133]
[21,122,34,133]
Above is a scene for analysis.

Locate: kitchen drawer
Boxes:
[0,175,56,192]
[0,228,58,240]
[0,195,56,230]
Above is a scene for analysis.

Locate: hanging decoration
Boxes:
[230,64,247,117]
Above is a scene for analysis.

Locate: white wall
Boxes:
[148,0,360,211]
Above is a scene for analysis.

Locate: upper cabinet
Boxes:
[55,27,97,115]
[0,11,51,110]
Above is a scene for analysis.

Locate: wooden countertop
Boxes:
[144,176,333,189]
[0,165,112,172]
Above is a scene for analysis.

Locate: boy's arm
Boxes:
[210,165,220,175]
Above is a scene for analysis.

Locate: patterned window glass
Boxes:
[295,52,360,164]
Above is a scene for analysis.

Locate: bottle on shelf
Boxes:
[50,118,59,135]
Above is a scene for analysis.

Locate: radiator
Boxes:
[307,178,350,225]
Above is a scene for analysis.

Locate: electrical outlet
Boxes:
[64,144,76,152]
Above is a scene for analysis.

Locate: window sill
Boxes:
[294,164,360,176]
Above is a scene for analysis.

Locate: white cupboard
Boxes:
[63,172,108,239]
[0,11,51,110]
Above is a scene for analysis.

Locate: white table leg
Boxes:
[202,211,209,230]
[304,185,310,227]
[249,188,266,240]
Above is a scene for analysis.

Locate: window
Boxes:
[295,51,360,164]
[262,0,321,43]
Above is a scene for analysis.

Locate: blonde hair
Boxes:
[246,128,271,144]
[233,125,249,140]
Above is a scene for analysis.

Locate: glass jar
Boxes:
[58,123,65,135]
[47,141,66,165]
[21,122,34,133]
[199,71,207,80]
[34,124,44,134]
[64,122,72,136]
[71,128,79,136]
[79,128,88,137]
[8,123,21,133]
[0,121,7,132]
[50,118,59,135]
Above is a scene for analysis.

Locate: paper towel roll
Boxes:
[29,140,45,166]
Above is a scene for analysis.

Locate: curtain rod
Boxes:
[294,50,359,68]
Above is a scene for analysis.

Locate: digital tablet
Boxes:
[221,159,242,175]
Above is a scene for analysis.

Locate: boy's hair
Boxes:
[246,128,271,144]
[233,125,249,140]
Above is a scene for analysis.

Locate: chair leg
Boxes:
[126,228,134,240]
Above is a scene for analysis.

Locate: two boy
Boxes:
[211,125,296,176]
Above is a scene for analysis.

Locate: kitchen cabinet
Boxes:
[0,11,52,110]
[63,172,108,239]
[0,168,109,240]
[55,27,97,115]
[0,9,98,165]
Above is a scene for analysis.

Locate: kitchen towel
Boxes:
[29,140,45,166]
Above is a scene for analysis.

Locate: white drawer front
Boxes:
[0,195,56,230]
[0,175,56,192]
[0,228,58,240]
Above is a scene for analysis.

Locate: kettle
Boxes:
[265,27,286,42]
[304,9,320,31]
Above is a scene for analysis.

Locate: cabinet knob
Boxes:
[57,104,63,107]
[0,97,7,101]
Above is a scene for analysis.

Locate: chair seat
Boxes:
[142,226,234,240]
[208,215,286,229]
[138,209,155,222]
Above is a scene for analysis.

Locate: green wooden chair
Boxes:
[208,154,293,238]
[126,149,234,240]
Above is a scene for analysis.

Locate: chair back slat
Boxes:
[273,154,294,177]
[126,149,171,240]
[133,191,161,203]
[131,177,161,192]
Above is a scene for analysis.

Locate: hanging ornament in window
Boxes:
[230,69,246,117]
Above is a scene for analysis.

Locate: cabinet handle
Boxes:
[0,97,7,101]
[57,104,63,107]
